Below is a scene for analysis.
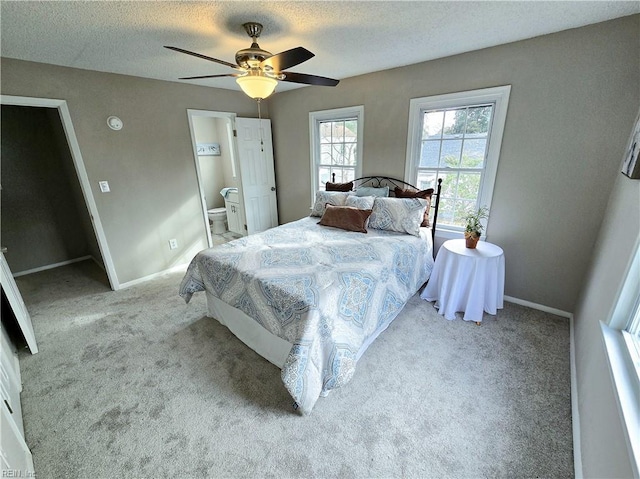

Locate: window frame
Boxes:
[601,237,640,477]
[404,86,511,239]
[309,106,364,206]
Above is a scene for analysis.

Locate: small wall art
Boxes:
[621,109,640,179]
[196,143,221,156]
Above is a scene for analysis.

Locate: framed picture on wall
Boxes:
[196,143,221,156]
[621,109,640,179]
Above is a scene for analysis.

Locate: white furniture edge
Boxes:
[1,402,35,474]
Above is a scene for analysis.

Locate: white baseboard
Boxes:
[13,256,92,277]
[503,295,572,318]
[117,263,189,290]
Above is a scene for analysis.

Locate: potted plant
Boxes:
[463,206,489,249]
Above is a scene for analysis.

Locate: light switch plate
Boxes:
[99,181,110,193]
[169,239,178,250]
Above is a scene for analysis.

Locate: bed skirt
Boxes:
[206,291,292,368]
[205,290,405,371]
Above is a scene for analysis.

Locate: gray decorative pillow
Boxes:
[355,186,389,197]
[345,195,375,210]
[310,191,351,217]
[368,197,428,236]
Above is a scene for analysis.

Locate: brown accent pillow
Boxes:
[318,204,372,233]
[325,181,353,192]
[394,187,434,227]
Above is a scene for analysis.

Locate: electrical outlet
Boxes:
[169,239,178,250]
[99,181,110,193]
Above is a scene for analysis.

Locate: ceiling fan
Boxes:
[164,22,339,100]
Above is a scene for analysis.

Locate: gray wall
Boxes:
[0,59,264,285]
[1,105,98,273]
[268,15,640,314]
[573,170,639,478]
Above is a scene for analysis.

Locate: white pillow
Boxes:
[355,186,389,197]
[310,191,351,217]
[345,195,375,210]
[368,197,428,236]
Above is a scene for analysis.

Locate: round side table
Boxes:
[421,239,505,324]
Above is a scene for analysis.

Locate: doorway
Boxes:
[187,110,242,248]
[187,110,279,247]
[0,95,117,290]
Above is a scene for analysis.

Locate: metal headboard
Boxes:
[330,174,443,244]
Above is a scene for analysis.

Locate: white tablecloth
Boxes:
[421,239,505,322]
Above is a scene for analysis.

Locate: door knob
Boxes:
[271,187,276,191]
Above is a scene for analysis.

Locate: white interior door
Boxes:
[0,253,38,354]
[235,118,278,234]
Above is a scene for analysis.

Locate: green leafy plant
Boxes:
[463,206,490,239]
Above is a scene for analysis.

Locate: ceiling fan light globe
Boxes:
[236,75,277,100]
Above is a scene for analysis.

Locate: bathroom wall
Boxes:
[217,119,237,190]
[193,116,228,210]
[1,105,97,273]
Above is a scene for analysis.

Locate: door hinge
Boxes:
[233,129,237,137]
[244,224,247,230]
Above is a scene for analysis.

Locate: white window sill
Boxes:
[600,320,640,477]
[434,227,487,243]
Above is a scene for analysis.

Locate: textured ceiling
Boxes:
[1,1,638,95]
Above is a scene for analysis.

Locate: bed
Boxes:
[179,176,442,414]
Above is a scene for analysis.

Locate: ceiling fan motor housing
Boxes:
[236,22,272,69]
[235,44,272,69]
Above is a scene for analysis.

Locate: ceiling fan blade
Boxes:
[261,47,314,72]
[164,46,239,69]
[281,71,339,87]
[178,73,241,80]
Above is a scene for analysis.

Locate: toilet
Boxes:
[207,207,227,234]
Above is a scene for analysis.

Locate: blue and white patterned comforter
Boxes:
[179,217,434,414]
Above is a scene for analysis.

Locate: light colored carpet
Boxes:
[15,260,573,478]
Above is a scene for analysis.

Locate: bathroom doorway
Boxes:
[187,110,240,248]
[187,109,279,248]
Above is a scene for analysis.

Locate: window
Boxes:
[601,239,640,476]
[624,301,640,382]
[405,86,510,235]
[309,106,363,203]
